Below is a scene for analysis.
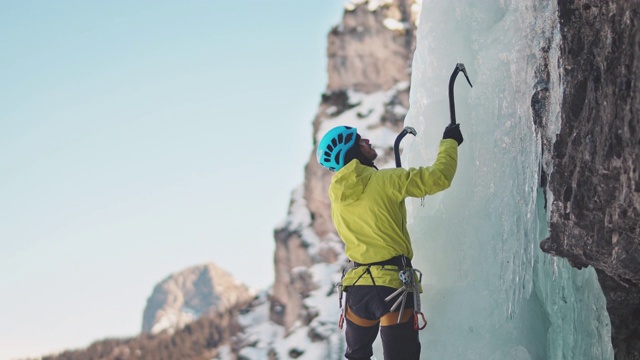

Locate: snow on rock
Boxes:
[141,263,253,334]
[235,1,418,358]
[315,82,411,160]
[383,18,409,31]
[237,60,411,360]
[345,0,396,12]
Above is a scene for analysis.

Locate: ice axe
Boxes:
[448,63,473,126]
[393,126,416,168]
[394,64,472,168]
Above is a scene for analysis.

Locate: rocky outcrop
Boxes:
[539,1,640,359]
[307,0,418,246]
[42,263,252,360]
[326,0,418,93]
[270,220,314,329]
[269,0,419,333]
[142,263,253,334]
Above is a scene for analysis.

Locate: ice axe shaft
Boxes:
[394,126,417,168]
[448,63,473,126]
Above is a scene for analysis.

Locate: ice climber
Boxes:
[316,124,462,360]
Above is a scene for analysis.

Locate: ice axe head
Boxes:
[455,63,473,88]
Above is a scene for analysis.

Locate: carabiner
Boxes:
[413,311,427,330]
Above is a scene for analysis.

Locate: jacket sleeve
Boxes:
[394,139,458,199]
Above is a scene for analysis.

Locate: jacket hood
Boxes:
[329,160,375,205]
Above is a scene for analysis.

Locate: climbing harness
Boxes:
[337,256,427,331]
[338,262,379,329]
[383,262,427,330]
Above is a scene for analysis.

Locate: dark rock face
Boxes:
[539,1,640,358]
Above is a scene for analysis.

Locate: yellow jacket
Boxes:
[330,139,458,289]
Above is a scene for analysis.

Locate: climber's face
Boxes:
[359,137,377,161]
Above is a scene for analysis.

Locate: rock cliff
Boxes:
[538,1,640,359]
[41,263,252,360]
[142,263,253,334]
[270,0,420,333]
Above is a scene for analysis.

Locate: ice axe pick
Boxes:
[448,63,473,126]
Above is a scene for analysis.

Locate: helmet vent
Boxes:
[345,133,354,144]
[334,150,343,164]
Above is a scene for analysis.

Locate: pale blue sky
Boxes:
[0,1,345,358]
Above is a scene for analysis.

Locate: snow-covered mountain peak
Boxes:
[142,263,254,335]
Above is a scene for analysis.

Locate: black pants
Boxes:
[344,286,421,360]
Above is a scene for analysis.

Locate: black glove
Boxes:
[443,123,463,146]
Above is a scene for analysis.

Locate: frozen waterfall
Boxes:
[402,1,614,359]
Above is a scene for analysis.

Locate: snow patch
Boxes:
[315,84,409,155]
[383,18,408,32]
[345,0,394,12]
[276,185,311,231]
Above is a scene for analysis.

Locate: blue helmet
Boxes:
[316,126,358,172]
